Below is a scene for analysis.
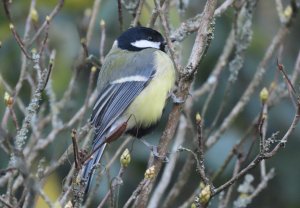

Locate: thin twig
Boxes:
[0,168,17,176]
[2,0,12,21]
[161,154,194,208]
[1,0,36,130]
[0,75,26,114]
[193,27,234,99]
[80,38,89,58]
[277,61,298,105]
[154,0,180,70]
[131,0,145,27]
[29,0,65,46]
[211,125,252,181]
[117,0,123,31]
[97,166,127,208]
[196,115,210,185]
[71,129,81,170]
[123,180,151,208]
[148,115,187,208]
[209,0,256,134]
[133,1,217,206]
[9,24,32,60]
[8,107,20,131]
[206,25,290,148]
[147,0,166,28]
[14,53,53,150]
[38,17,50,56]
[178,147,201,172]
[0,196,14,208]
[218,156,242,208]
[214,102,300,195]
[248,169,275,199]
[99,20,106,63]
[275,0,286,23]
[214,0,235,17]
[77,67,97,128]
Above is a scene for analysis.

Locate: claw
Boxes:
[139,139,169,162]
[171,93,185,104]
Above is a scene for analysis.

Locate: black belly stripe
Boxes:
[126,122,159,138]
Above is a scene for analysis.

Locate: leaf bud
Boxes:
[259,87,269,103]
[4,92,13,107]
[30,8,39,23]
[195,112,202,124]
[120,148,131,167]
[144,165,155,179]
[199,185,211,205]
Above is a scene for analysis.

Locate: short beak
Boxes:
[160,43,166,52]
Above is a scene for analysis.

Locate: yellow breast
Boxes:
[124,50,175,128]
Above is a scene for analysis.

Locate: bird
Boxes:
[82,26,176,194]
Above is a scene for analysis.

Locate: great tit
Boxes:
[82,26,176,193]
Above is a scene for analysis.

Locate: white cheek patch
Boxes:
[131,40,161,49]
[111,75,148,84]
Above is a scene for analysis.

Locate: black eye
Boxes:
[147,36,153,41]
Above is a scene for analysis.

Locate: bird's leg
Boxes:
[139,138,159,156]
[139,139,169,162]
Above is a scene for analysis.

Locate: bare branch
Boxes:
[214,0,235,17]
[206,25,290,148]
[29,0,65,46]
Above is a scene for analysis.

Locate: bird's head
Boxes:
[116,27,166,52]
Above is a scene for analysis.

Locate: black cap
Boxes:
[117,27,165,52]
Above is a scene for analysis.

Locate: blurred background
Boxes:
[1,0,300,207]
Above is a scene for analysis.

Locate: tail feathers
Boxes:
[82,143,107,195]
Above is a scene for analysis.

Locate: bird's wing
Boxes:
[91,50,155,147]
[82,50,157,194]
[91,81,147,140]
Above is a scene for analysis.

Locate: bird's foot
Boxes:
[140,139,169,162]
[150,145,169,162]
[171,93,185,104]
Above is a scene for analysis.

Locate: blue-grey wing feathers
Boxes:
[82,68,156,194]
